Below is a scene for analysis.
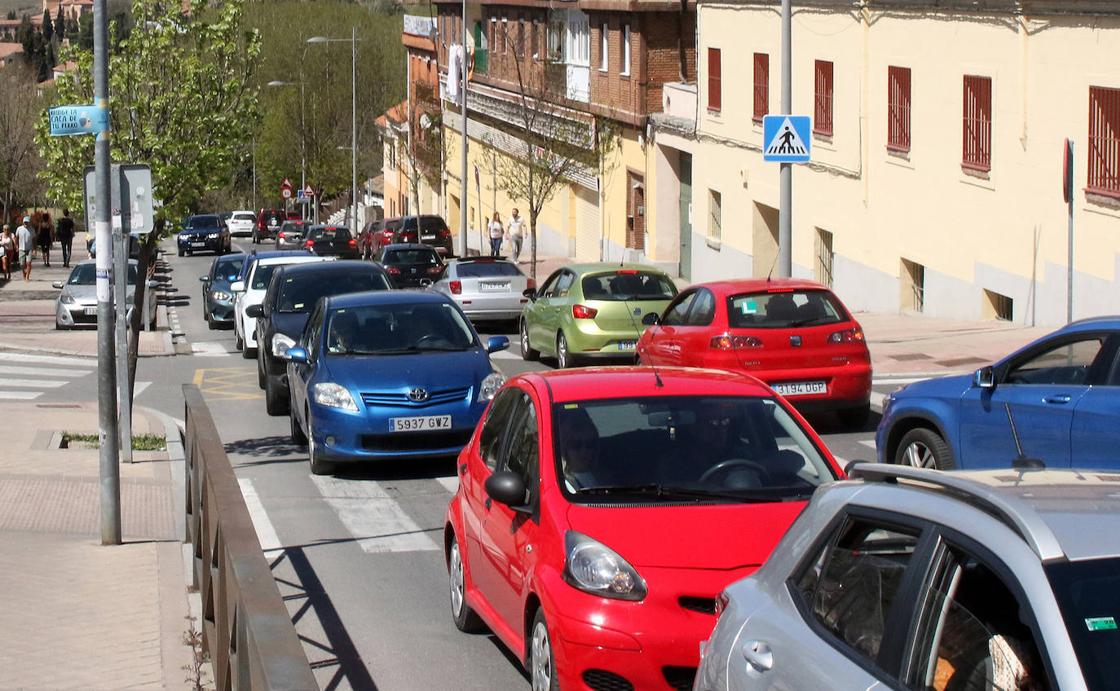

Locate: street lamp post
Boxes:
[308,28,359,230]
[267,77,307,219]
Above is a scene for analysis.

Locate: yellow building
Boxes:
[650,0,1120,325]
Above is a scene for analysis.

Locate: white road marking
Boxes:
[0,352,96,367]
[872,377,932,386]
[860,439,877,449]
[238,478,284,556]
[870,391,886,409]
[191,341,232,357]
[311,475,439,553]
[489,350,520,360]
[134,381,152,398]
[0,365,93,377]
[0,391,42,400]
[435,476,459,494]
[0,379,67,389]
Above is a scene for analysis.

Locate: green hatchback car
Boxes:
[519,263,678,367]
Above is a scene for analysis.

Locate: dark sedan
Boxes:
[375,243,445,288]
[199,252,246,329]
[397,214,453,256]
[177,214,232,256]
[304,225,360,259]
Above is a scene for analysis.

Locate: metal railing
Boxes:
[183,385,317,690]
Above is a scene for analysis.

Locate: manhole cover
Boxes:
[890,353,933,361]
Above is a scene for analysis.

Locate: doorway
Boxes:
[678,152,692,280]
[752,202,779,278]
[626,172,645,252]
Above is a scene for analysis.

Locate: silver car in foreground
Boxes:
[430,257,531,322]
[54,259,158,329]
[696,463,1116,691]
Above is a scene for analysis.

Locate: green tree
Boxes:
[0,66,46,224]
[42,9,53,44]
[36,0,261,399]
[55,6,65,41]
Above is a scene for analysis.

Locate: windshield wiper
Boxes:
[574,483,795,503]
[785,316,836,328]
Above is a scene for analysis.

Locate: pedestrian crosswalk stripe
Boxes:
[0,391,43,400]
[311,475,439,553]
[870,391,886,409]
[191,342,232,357]
[0,365,93,377]
[0,352,96,367]
[0,351,95,401]
[490,350,519,360]
[0,379,67,389]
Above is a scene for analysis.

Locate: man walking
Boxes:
[15,215,34,282]
[507,208,525,263]
[56,209,75,268]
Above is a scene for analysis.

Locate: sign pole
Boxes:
[1066,139,1074,324]
[113,168,132,464]
[459,0,469,258]
[777,0,792,278]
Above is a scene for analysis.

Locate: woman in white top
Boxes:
[0,225,13,280]
[487,212,504,257]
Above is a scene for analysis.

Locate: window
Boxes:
[662,292,697,327]
[753,52,769,122]
[708,189,722,241]
[707,48,721,111]
[963,75,992,171]
[727,290,845,329]
[489,17,496,56]
[599,21,608,71]
[516,14,525,57]
[901,258,924,313]
[621,23,631,76]
[814,60,834,136]
[479,388,519,471]
[687,289,716,326]
[1088,86,1120,197]
[1005,337,1104,386]
[550,271,575,298]
[564,9,590,66]
[503,395,540,504]
[530,19,538,60]
[815,228,834,288]
[888,66,911,152]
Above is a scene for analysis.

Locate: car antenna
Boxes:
[765,252,779,283]
[1004,403,1046,470]
[622,290,664,388]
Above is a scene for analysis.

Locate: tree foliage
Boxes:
[0,65,46,225]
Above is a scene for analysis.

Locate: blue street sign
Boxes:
[763,115,812,163]
[49,104,109,137]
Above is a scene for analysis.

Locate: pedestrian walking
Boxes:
[507,208,525,263]
[56,209,75,268]
[0,225,14,280]
[15,215,34,282]
[37,213,54,267]
[487,212,504,257]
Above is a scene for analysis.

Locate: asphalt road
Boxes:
[30,239,910,689]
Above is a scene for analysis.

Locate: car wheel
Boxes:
[241,342,254,360]
[265,376,288,416]
[520,319,539,361]
[177,247,184,257]
[206,312,216,330]
[257,348,267,388]
[448,534,485,633]
[187,249,193,256]
[528,610,560,691]
[307,414,334,476]
[894,428,955,471]
[290,400,307,445]
[556,332,574,369]
[235,331,243,351]
[837,403,871,429]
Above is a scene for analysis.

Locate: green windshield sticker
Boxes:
[1085,617,1117,631]
[742,299,758,315]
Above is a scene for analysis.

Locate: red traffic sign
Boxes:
[280,178,293,199]
[304,185,315,197]
[1062,139,1074,205]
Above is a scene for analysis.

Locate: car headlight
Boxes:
[313,382,358,412]
[210,290,232,302]
[207,232,219,238]
[479,371,505,402]
[563,531,646,601]
[272,333,296,357]
[60,294,75,304]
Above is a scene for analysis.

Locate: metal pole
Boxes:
[777,0,792,278]
[351,25,358,231]
[93,0,121,545]
[251,134,257,212]
[1067,141,1074,324]
[113,170,132,465]
[300,76,307,221]
[459,0,469,257]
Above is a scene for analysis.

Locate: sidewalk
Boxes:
[0,401,195,690]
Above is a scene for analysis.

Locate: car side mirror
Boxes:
[641,312,659,326]
[199,276,208,283]
[230,281,245,293]
[974,366,995,389]
[522,288,537,300]
[485,471,531,513]
[52,281,64,289]
[245,304,263,319]
[284,346,309,364]
[486,336,510,353]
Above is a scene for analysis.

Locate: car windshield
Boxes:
[232,213,254,222]
[325,302,476,355]
[417,216,447,232]
[214,255,243,281]
[554,396,835,503]
[309,226,351,241]
[69,264,138,285]
[278,272,391,312]
[456,261,521,278]
[251,264,280,290]
[581,271,677,301]
[280,222,305,236]
[188,215,221,230]
[264,212,282,225]
[386,249,440,265]
[1047,558,1120,690]
[728,290,847,328]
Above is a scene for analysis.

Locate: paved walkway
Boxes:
[0,402,195,690]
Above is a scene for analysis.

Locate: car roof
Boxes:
[257,255,328,267]
[325,289,451,310]
[520,366,775,404]
[692,277,832,295]
[847,464,1120,562]
[383,243,438,251]
[1054,315,1120,334]
[555,262,671,276]
[277,260,387,277]
[246,250,307,263]
[75,258,139,267]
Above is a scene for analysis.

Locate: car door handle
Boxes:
[1045,394,1072,404]
[484,498,492,510]
[742,640,773,673]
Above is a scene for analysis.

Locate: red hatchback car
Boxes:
[445,367,843,691]
[636,279,873,427]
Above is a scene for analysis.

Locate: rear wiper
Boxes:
[786,316,834,328]
[574,484,777,503]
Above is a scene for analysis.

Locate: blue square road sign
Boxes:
[763,115,812,163]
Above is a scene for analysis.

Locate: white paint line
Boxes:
[860,439,877,449]
[490,350,520,360]
[870,391,886,409]
[311,475,439,553]
[238,478,284,556]
[435,476,459,494]
[0,391,43,400]
[0,365,93,377]
[134,381,151,398]
[0,352,96,367]
[191,342,232,357]
[0,379,67,389]
[872,377,932,386]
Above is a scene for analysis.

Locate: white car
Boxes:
[226,210,256,237]
[232,255,333,358]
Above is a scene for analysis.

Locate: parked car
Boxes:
[176,214,231,256]
[637,279,873,427]
[446,367,843,691]
[88,231,141,260]
[359,217,402,259]
[253,260,394,415]
[431,257,533,323]
[375,243,445,288]
[255,208,285,243]
[198,252,245,329]
[303,224,360,259]
[285,290,509,474]
[520,263,678,368]
[226,210,256,237]
[54,260,158,329]
[877,317,1120,471]
[231,252,328,358]
[697,462,1118,691]
[398,214,453,256]
[274,220,309,250]
[286,210,302,221]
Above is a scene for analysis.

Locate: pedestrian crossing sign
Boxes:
[763,115,812,163]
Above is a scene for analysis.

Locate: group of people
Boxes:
[486,208,525,261]
[0,210,76,282]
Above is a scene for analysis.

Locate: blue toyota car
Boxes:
[285,290,509,474]
[877,316,1120,470]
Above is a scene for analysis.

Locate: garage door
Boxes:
[574,185,600,261]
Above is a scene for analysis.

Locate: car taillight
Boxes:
[383,230,394,237]
[437,228,450,237]
[278,232,285,239]
[427,265,442,274]
[348,239,357,247]
[387,266,401,275]
[304,239,314,248]
[710,333,763,350]
[572,304,598,319]
[450,280,462,294]
[714,590,730,620]
[828,327,865,344]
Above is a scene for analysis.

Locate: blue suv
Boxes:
[877,317,1120,471]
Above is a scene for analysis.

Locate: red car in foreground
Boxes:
[636,278,873,427]
[445,367,842,691]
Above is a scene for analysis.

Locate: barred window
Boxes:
[1088,86,1120,197]
[962,75,992,171]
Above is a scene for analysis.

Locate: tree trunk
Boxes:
[529,211,538,282]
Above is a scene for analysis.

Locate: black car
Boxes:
[304,224,360,259]
[398,215,453,256]
[375,243,445,288]
[198,252,246,329]
[250,260,393,414]
[177,214,232,256]
[275,220,309,250]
